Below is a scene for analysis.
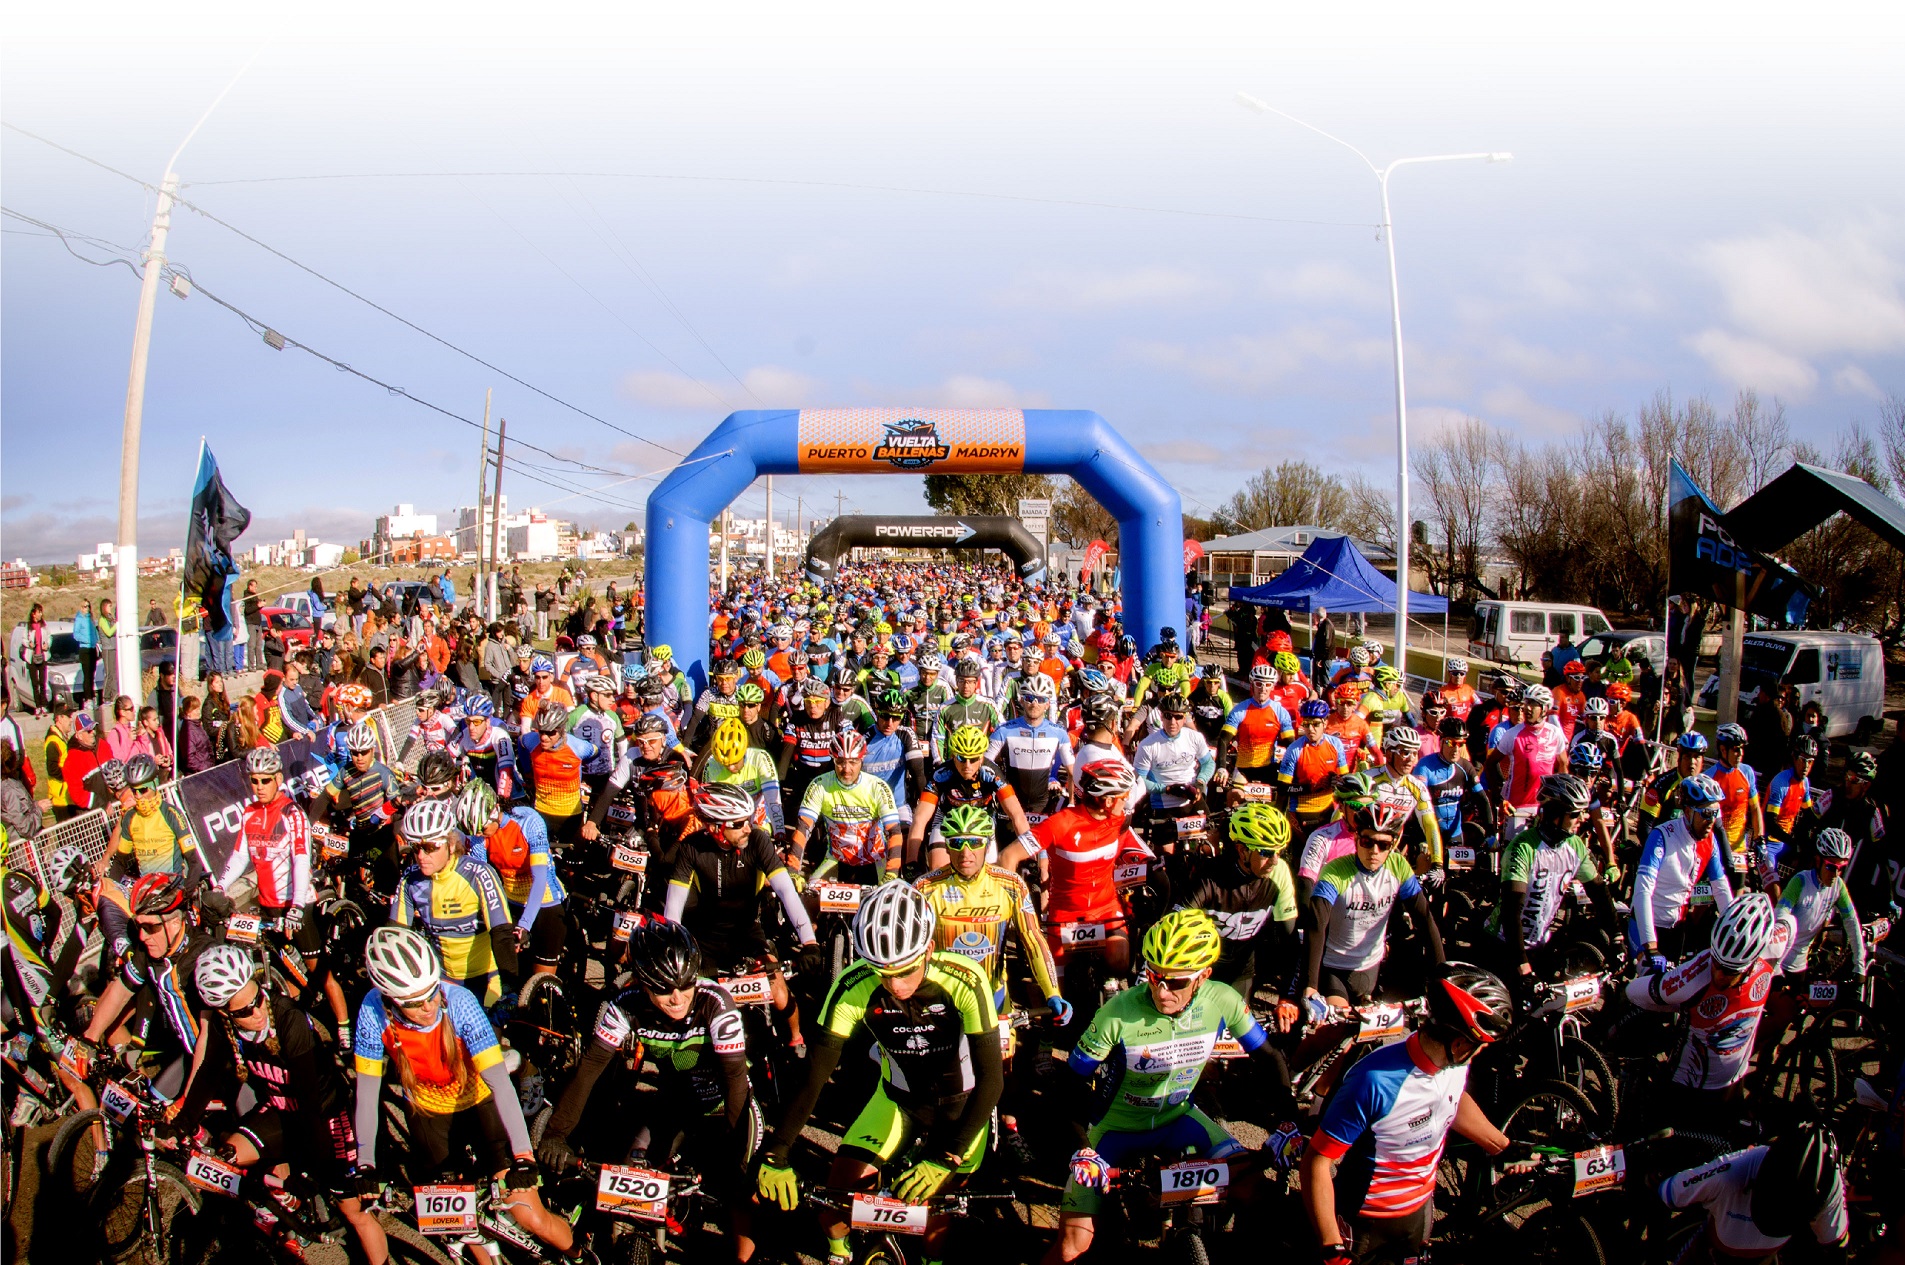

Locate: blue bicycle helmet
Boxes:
[1299,698,1331,720]
[531,653,555,674]
[464,694,494,719]
[1675,731,1709,754]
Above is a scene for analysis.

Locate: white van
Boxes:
[1734,632,1885,740]
[1468,601,1612,667]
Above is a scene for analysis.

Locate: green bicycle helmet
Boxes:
[736,682,767,705]
[1141,908,1222,973]
[1227,802,1292,853]
[940,804,995,842]
[946,725,989,760]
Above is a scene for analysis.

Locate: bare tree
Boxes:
[1411,416,1494,597]
[1734,389,1793,494]
[1049,477,1118,549]
[1220,460,1350,532]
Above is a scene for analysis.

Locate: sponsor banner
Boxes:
[796,409,1026,474]
[175,734,333,877]
[1669,459,1812,623]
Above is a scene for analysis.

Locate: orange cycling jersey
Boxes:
[1034,805,1146,923]
[1269,681,1311,719]
[1439,682,1479,721]
[1327,715,1376,769]
[517,685,575,727]
[1223,699,1289,770]
[528,739,585,817]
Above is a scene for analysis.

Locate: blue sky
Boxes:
[4,1,1903,563]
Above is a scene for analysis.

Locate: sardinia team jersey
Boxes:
[1312,1034,1468,1218]
[390,857,513,1004]
[353,981,503,1114]
[1223,699,1292,771]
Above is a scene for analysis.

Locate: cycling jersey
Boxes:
[816,952,998,1104]
[782,705,848,773]
[1775,869,1863,974]
[391,856,513,1005]
[119,931,217,1055]
[701,747,787,832]
[176,993,354,1173]
[1184,855,1298,979]
[1489,829,1595,949]
[1071,977,1264,1132]
[1034,805,1149,924]
[1223,697,1293,772]
[545,983,749,1141]
[457,725,518,801]
[1358,687,1412,747]
[1493,720,1568,809]
[1412,753,1470,838]
[218,794,315,911]
[916,863,1060,1013]
[517,730,595,819]
[1280,733,1349,816]
[406,712,457,756]
[796,772,901,869]
[1370,767,1444,864]
[1625,930,1789,1090]
[1133,660,1196,705]
[1132,727,1215,810]
[1298,819,1356,883]
[1311,852,1420,973]
[353,980,504,1117]
[109,800,205,884]
[1311,1033,1467,1219]
[565,705,623,777]
[470,806,566,929]
[1708,761,1760,857]
[330,760,399,829]
[1763,768,1813,841]
[664,826,814,954]
[1439,683,1478,721]
[1551,685,1586,740]
[1327,715,1377,770]
[517,684,575,727]
[987,717,1075,816]
[3,869,82,1041]
[916,762,1018,826]
[860,725,924,817]
[1659,1145,1848,1256]
[1269,681,1312,725]
[1631,817,1735,948]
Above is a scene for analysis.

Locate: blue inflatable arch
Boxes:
[644,408,1184,690]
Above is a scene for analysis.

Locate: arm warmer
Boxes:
[489,925,521,978]
[763,1029,847,1167]
[544,1037,617,1144]
[479,1059,534,1158]
[354,1069,383,1169]
[766,867,815,942]
[1305,895,1336,993]
[1409,888,1445,964]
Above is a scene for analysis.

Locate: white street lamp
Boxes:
[1236,93,1509,673]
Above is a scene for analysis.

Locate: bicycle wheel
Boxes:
[1817,1004,1885,1087]
[1168,1221,1212,1265]
[89,1160,201,1265]
[1765,1032,1838,1112]
[377,1212,455,1264]
[1500,1080,1598,1150]
[47,1108,114,1202]
[1516,1205,1606,1265]
[1557,1036,1620,1131]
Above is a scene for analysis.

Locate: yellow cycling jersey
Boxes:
[114,803,199,877]
[1370,766,1445,865]
[391,856,512,1006]
[914,863,1060,1010]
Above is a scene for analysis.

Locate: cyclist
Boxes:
[1486,683,1569,835]
[108,753,205,886]
[1488,774,1617,980]
[584,714,693,851]
[1303,963,1514,1265]
[1413,715,1476,854]
[400,687,458,762]
[1132,692,1216,856]
[174,945,386,1264]
[1369,726,1445,874]
[1571,697,1624,795]
[663,780,818,1050]
[516,653,574,728]
[1048,908,1293,1265]
[756,883,1003,1265]
[1218,663,1295,789]
[72,873,216,1102]
[936,658,1004,762]
[1768,825,1866,992]
[1304,786,1445,1009]
[911,723,1038,870]
[1269,650,1313,722]
[1184,800,1300,1014]
[1566,742,1623,875]
[389,799,518,1008]
[1438,657,1479,722]
[1631,775,1736,970]
[1705,722,1764,878]
[350,926,577,1258]
[645,643,693,724]
[698,717,787,833]
[831,670,877,732]
[1657,1120,1847,1264]
[687,658,745,752]
[535,920,760,1263]
[518,699,599,847]
[1638,731,1709,839]
[1280,698,1349,834]
[779,677,847,813]
[456,694,519,802]
[1297,774,1381,907]
[1625,893,1786,1124]
[1187,666,1233,749]
[790,730,906,882]
[1032,759,1151,1001]
[1325,685,1378,772]
[456,780,569,984]
[987,672,1076,821]
[1759,736,1820,888]
[914,805,1069,1160]
[327,721,403,880]
[568,672,625,805]
[2,848,88,1052]
[1357,665,1413,750]
[860,689,926,828]
[1825,750,1893,915]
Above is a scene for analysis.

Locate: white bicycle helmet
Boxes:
[347,722,379,754]
[1814,828,1854,861]
[1018,673,1056,703]
[1446,657,1469,675]
[47,845,91,895]
[852,882,937,970]
[1583,697,1610,718]
[402,798,458,844]
[1249,663,1277,684]
[1710,892,1776,971]
[585,673,618,697]
[1349,646,1372,667]
[1382,725,1422,753]
[195,943,261,1008]
[1522,684,1554,708]
[366,925,443,1004]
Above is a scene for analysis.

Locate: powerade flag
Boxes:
[183,440,251,644]
[1668,459,1813,624]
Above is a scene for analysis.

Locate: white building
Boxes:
[308,542,346,568]
[453,496,533,556]
[76,541,116,574]
[373,504,439,557]
[506,518,560,560]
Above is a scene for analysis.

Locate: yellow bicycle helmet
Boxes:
[946,725,989,761]
[712,718,750,766]
[1141,908,1222,973]
[1227,802,1292,853]
[1273,651,1301,677]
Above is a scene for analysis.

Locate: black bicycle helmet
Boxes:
[1751,1122,1840,1239]
[629,919,701,995]
[1156,692,1190,717]
[1423,961,1513,1045]
[417,750,459,793]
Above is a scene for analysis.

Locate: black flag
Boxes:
[183,441,251,641]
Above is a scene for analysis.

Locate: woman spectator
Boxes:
[450,633,483,697]
[130,704,175,776]
[223,697,269,762]
[104,694,139,761]
[1661,660,1693,743]
[178,696,217,775]
[72,599,100,707]
[22,603,52,717]
[242,578,264,674]
[201,671,234,751]
[0,742,41,839]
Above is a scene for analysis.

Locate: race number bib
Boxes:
[718,974,771,1007]
[1571,1145,1626,1197]
[611,843,647,874]
[1060,922,1107,946]
[185,1151,245,1197]
[595,1165,670,1220]
[1158,1160,1229,1205]
[1114,861,1149,888]
[226,914,263,944]
[1356,1004,1409,1044]
[100,1079,140,1123]
[612,910,642,943]
[1809,982,1839,1005]
[1562,977,1602,1012]
[850,1195,929,1235]
[414,1184,479,1235]
[1689,882,1713,907]
[1448,845,1476,870]
[814,882,864,915]
[1175,815,1209,837]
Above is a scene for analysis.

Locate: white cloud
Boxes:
[620,370,724,410]
[1832,364,1884,398]
[993,266,1222,311]
[620,364,818,411]
[1261,261,1385,308]
[1477,385,1584,436]
[1132,321,1389,394]
[1698,224,1905,359]
[740,365,822,404]
[1685,328,1820,395]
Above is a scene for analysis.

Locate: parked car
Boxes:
[1576,628,1668,674]
[1467,601,1613,667]
[1697,631,1885,740]
[7,621,83,705]
[259,607,317,670]
[275,590,336,630]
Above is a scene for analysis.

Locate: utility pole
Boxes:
[764,476,775,581]
[474,390,491,618]
[488,418,507,622]
[836,490,844,521]
[719,508,730,591]
[796,495,803,576]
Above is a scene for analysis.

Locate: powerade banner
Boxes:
[804,514,1045,582]
[175,734,332,877]
[182,440,251,657]
[795,408,1026,474]
[1669,459,1814,625]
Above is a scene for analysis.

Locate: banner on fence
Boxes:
[174,735,333,877]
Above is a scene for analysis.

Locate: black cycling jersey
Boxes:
[918,762,1015,814]
[545,982,750,1141]
[175,992,354,1165]
[1184,855,1299,985]
[1190,687,1230,746]
[117,931,218,1056]
[666,828,788,950]
[2,868,83,1040]
[780,705,847,774]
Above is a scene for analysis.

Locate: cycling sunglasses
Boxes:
[135,917,179,934]
[226,991,266,1019]
[944,837,989,852]
[875,955,928,979]
[1143,967,1201,992]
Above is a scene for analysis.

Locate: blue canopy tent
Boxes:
[1228,533,1449,614]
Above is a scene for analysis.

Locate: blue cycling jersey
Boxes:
[1412,753,1467,835]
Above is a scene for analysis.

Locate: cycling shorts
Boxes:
[1320,965,1380,1005]
[234,1105,357,1191]
[1060,1107,1240,1216]
[408,1099,515,1181]
[1045,912,1129,963]
[841,1080,987,1174]
[1341,1201,1434,1264]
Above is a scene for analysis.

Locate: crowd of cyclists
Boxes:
[3,558,1902,1265]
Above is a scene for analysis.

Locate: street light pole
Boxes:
[1235,94,1508,672]
[112,57,262,702]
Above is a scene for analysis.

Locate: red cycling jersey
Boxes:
[219,793,314,910]
[1034,804,1149,923]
